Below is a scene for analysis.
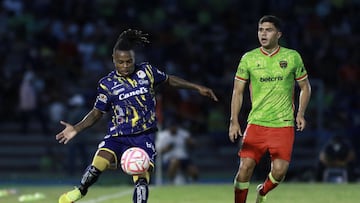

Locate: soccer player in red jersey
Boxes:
[56,29,218,203]
[229,15,311,203]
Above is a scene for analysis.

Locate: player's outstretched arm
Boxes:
[166,75,218,101]
[56,108,103,144]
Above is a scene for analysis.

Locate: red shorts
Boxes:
[239,124,295,163]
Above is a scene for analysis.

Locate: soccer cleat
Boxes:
[58,187,83,203]
[255,184,267,203]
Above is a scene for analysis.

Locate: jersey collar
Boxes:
[260,46,280,57]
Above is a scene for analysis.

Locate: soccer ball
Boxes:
[121,147,150,175]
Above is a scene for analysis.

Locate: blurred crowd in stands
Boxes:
[0,0,359,164]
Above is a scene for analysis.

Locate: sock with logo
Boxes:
[132,178,149,203]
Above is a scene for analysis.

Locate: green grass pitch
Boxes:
[1,183,359,203]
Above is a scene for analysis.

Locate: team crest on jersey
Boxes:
[136,70,146,79]
[279,60,288,69]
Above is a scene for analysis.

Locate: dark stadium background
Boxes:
[0,0,359,185]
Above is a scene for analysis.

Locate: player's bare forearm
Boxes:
[229,97,243,142]
[56,111,102,144]
[229,80,245,142]
[297,78,311,116]
[74,108,103,133]
[167,75,218,101]
[167,75,198,89]
[230,93,242,124]
[230,80,246,124]
[296,78,311,131]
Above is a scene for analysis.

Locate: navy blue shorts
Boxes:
[97,129,157,169]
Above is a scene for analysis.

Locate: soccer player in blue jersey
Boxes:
[56,29,218,203]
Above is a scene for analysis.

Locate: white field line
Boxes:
[78,189,133,203]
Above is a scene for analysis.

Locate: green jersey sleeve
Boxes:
[235,53,250,82]
[294,51,308,81]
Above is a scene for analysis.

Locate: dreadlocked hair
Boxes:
[113,29,150,52]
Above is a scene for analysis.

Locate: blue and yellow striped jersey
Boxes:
[94,62,168,136]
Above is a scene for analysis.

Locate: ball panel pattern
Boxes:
[121,147,150,175]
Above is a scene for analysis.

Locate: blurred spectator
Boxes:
[48,97,66,130]
[316,134,357,182]
[64,93,90,176]
[206,104,228,144]
[18,67,49,134]
[156,118,199,185]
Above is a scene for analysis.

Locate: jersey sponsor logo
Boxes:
[138,79,149,85]
[260,76,283,82]
[156,69,166,76]
[113,87,125,95]
[111,83,123,89]
[253,62,265,70]
[146,142,156,152]
[97,93,108,103]
[279,60,288,68]
[136,70,146,78]
[119,87,148,100]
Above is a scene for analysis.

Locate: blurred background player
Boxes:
[316,134,357,182]
[64,93,90,176]
[18,66,49,135]
[56,29,218,203]
[156,117,199,185]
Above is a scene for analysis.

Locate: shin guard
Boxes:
[79,165,102,196]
